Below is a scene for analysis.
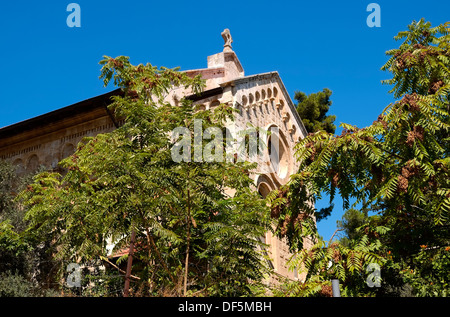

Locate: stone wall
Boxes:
[0,111,117,176]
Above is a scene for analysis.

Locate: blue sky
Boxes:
[0,0,449,241]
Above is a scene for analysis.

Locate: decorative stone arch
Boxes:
[195,104,206,111]
[256,174,276,198]
[265,124,292,186]
[255,91,261,103]
[241,94,248,107]
[61,143,75,160]
[248,93,254,105]
[26,154,40,172]
[267,87,273,99]
[273,86,278,99]
[276,99,285,110]
[256,173,277,271]
[209,100,221,109]
[261,89,266,101]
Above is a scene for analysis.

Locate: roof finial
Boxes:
[221,28,233,52]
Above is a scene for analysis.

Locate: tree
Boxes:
[336,208,369,247]
[294,88,336,222]
[19,56,271,297]
[0,161,28,276]
[295,88,336,134]
[270,19,450,297]
[0,161,59,296]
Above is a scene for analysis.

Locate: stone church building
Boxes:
[0,30,312,282]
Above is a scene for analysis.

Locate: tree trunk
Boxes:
[183,189,191,296]
[123,230,136,297]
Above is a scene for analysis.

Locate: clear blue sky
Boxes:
[0,0,448,241]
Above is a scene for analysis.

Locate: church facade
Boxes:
[0,30,312,282]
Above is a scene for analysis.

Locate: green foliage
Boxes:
[269,20,450,297]
[0,271,34,297]
[337,208,370,247]
[381,19,450,99]
[19,56,271,297]
[0,161,59,296]
[0,270,61,297]
[201,189,271,296]
[295,88,336,134]
[273,231,386,297]
[398,246,450,296]
[0,160,15,214]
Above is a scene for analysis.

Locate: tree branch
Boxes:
[101,257,141,280]
[328,228,344,246]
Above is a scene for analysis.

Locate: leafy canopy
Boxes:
[295,88,336,134]
[270,19,450,297]
[19,56,271,296]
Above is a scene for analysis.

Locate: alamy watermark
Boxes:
[65,3,380,29]
[366,263,381,287]
[170,120,283,174]
[66,263,81,288]
[66,3,81,28]
[366,3,381,28]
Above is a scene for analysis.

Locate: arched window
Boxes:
[62,143,75,159]
[267,127,290,180]
[209,100,220,109]
[26,154,39,172]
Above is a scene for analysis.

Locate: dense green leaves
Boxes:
[295,88,336,134]
[0,161,59,296]
[18,56,271,296]
[270,20,450,297]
